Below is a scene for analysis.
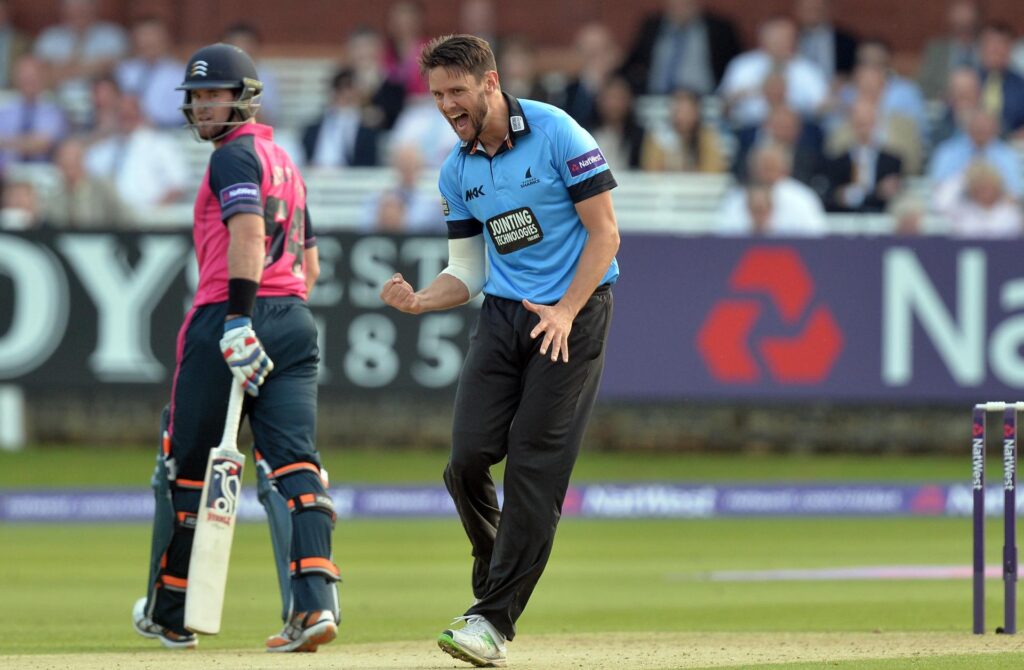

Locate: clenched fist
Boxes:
[380,273,423,314]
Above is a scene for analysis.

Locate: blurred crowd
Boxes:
[1,0,1024,237]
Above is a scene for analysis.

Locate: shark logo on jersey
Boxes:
[520,167,540,188]
[486,207,543,254]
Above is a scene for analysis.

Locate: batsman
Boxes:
[132,43,339,652]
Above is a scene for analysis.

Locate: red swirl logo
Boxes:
[697,247,843,384]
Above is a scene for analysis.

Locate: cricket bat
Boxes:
[184,382,246,635]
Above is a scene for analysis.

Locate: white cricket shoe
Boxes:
[437,614,508,668]
[265,610,338,652]
[131,597,197,650]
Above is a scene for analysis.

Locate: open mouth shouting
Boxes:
[449,111,472,136]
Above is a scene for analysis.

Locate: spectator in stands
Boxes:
[115,16,185,129]
[589,75,645,171]
[556,22,622,130]
[763,106,824,189]
[459,0,499,51]
[79,74,120,141]
[0,55,67,172]
[928,108,1022,198]
[345,27,405,131]
[359,143,444,233]
[373,190,408,232]
[840,39,929,141]
[827,65,921,174]
[497,36,549,103]
[389,93,458,168]
[718,15,828,128]
[0,177,39,229]
[795,0,858,82]
[734,101,824,186]
[717,142,827,235]
[33,0,127,103]
[823,99,902,213]
[621,0,740,96]
[44,136,127,228]
[744,185,774,235]
[934,161,1023,237]
[890,195,926,235]
[221,22,280,125]
[1012,37,1024,77]
[301,67,382,168]
[917,0,981,100]
[977,22,1024,136]
[0,1,30,89]
[641,88,725,172]
[84,93,187,217]
[931,66,981,146]
[384,1,430,97]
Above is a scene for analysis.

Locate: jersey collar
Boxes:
[222,122,273,145]
[461,92,531,156]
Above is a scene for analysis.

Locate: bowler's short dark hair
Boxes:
[419,34,497,80]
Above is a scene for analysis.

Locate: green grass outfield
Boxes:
[1,447,1022,668]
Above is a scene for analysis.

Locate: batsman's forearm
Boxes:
[414,273,472,313]
[227,230,265,283]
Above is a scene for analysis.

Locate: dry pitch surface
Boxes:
[3,632,1024,670]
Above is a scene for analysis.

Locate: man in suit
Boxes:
[734,99,824,189]
[556,22,622,129]
[824,99,902,213]
[917,0,980,100]
[978,21,1024,136]
[345,26,406,130]
[795,0,858,81]
[621,0,741,96]
[301,67,381,167]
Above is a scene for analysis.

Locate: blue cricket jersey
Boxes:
[438,94,620,303]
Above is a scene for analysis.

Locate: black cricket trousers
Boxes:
[445,284,613,640]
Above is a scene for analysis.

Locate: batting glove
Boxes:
[220,316,274,397]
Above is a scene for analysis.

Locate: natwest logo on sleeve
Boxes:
[219,182,260,208]
[566,148,607,177]
[696,247,844,384]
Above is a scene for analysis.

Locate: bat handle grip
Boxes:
[221,382,245,450]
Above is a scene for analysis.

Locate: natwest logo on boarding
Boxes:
[696,247,844,385]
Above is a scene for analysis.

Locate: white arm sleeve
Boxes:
[441,234,486,299]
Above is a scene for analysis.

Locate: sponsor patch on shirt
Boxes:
[441,196,450,217]
[485,206,543,255]
[219,182,261,210]
[566,148,607,178]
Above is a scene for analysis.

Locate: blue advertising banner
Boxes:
[3,231,1024,402]
[0,482,1003,521]
[603,237,1024,402]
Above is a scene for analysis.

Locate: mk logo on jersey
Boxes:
[520,167,540,188]
[465,185,486,201]
[190,60,209,77]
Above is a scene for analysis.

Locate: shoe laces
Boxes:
[451,614,504,643]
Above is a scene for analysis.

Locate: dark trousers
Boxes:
[446,286,613,640]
